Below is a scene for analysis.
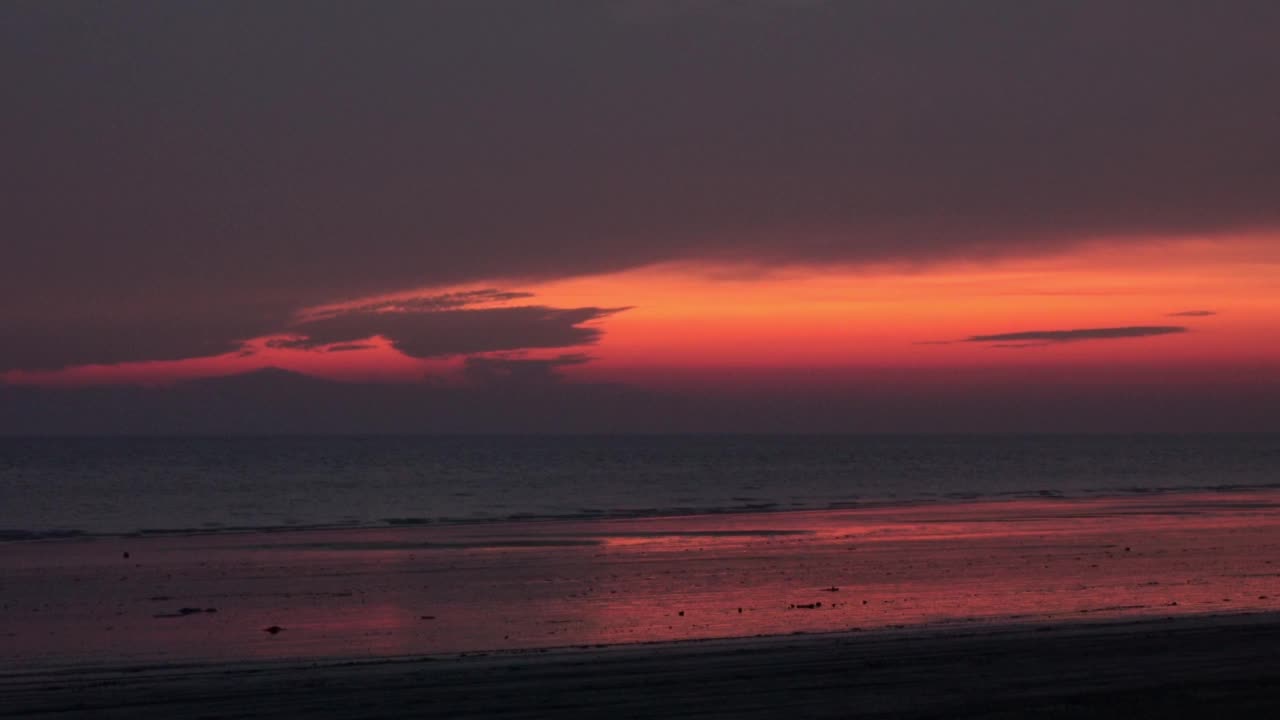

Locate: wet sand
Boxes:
[5,491,1280,669]
[3,491,1280,715]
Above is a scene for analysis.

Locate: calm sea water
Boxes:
[2,435,1278,539]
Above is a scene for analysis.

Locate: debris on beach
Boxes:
[152,607,218,619]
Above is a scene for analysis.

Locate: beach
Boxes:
[3,490,1280,715]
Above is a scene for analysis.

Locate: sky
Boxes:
[2,1,1278,433]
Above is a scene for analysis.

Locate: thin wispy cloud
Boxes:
[921,325,1190,347]
[966,326,1188,344]
[989,343,1051,349]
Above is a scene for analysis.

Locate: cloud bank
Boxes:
[0,289,624,372]
[3,2,1278,370]
[275,298,626,360]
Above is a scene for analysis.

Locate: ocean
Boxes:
[2,434,1277,539]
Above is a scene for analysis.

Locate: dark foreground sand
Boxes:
[4,613,1280,718]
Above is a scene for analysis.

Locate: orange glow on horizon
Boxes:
[5,234,1278,388]
[528,235,1280,381]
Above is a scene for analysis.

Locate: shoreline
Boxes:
[6,481,1280,544]
[6,612,1280,718]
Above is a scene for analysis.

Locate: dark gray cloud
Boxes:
[277,304,626,359]
[1167,310,1218,317]
[0,288,620,371]
[966,326,1187,344]
[3,1,1279,370]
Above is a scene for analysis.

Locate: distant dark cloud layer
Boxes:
[3,366,1277,434]
[3,1,1279,370]
[462,353,593,388]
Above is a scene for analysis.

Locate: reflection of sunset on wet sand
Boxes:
[5,492,1280,669]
